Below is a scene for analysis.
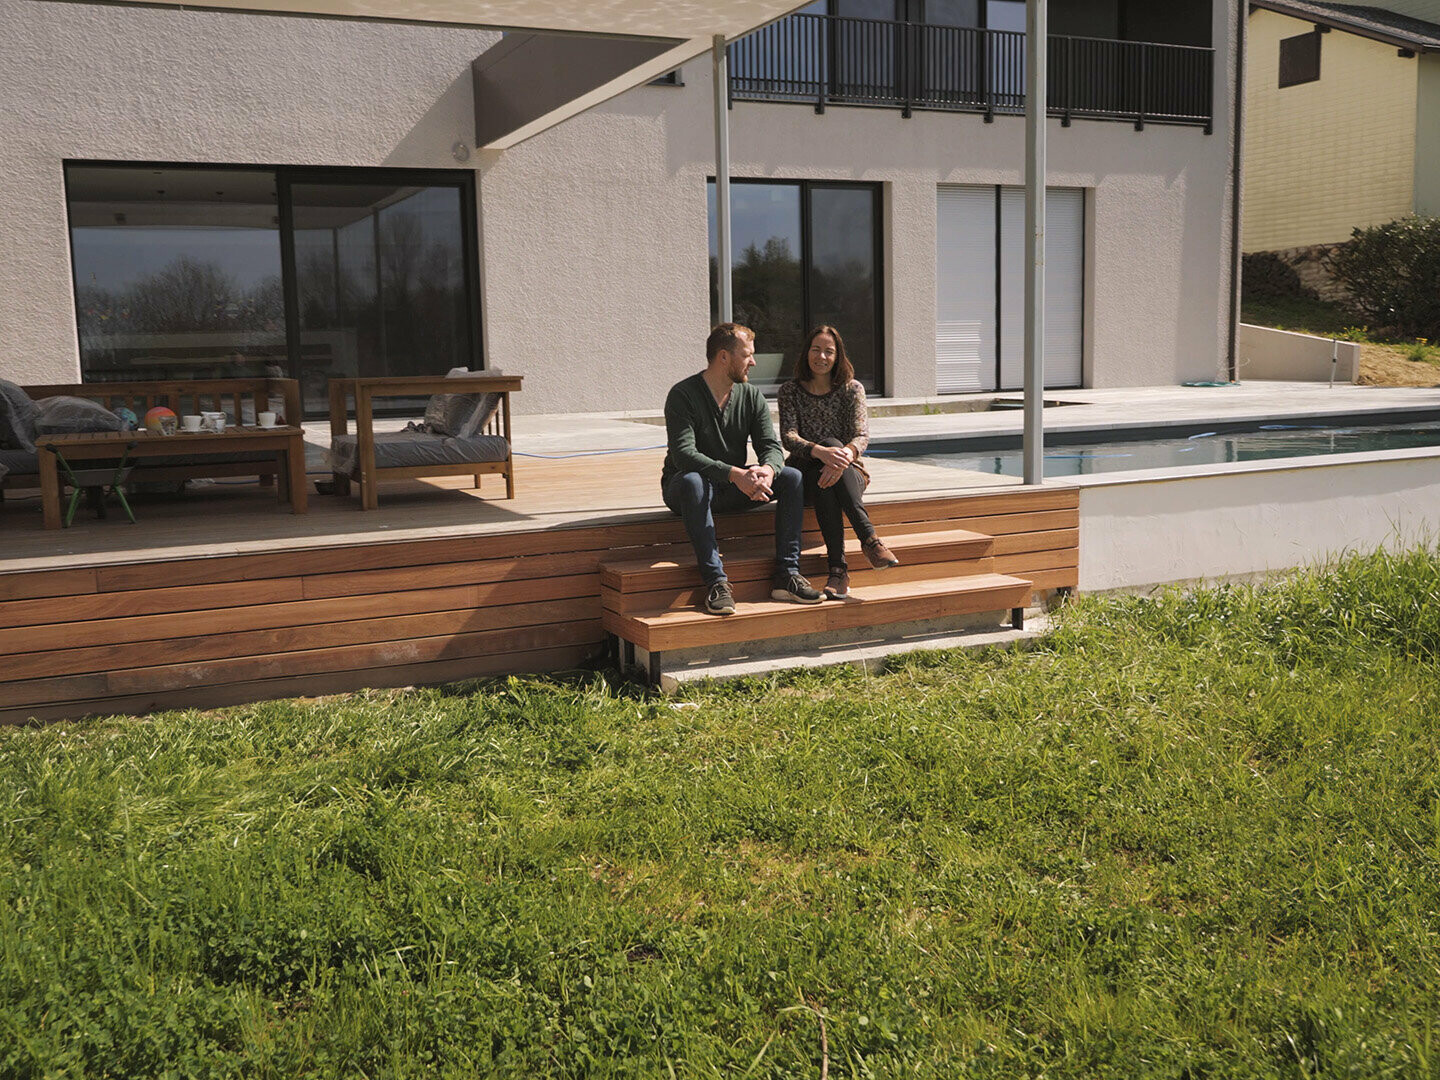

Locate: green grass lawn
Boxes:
[5,550,1440,1078]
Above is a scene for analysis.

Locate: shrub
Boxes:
[1240,250,1311,301]
[1327,215,1440,339]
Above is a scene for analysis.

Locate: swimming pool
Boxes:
[877,416,1440,477]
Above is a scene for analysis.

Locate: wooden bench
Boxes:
[327,375,521,510]
[4,378,302,494]
[601,524,1036,686]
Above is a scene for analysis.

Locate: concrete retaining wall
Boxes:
[1069,449,1440,592]
[1238,323,1360,383]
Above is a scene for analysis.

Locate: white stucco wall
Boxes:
[1070,450,1440,592]
[0,0,1236,413]
[0,0,497,386]
[482,0,1239,410]
[1237,323,1360,382]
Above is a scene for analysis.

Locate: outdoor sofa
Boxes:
[327,372,520,510]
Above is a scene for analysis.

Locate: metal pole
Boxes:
[713,34,734,323]
[1021,0,1047,486]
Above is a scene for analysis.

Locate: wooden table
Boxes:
[36,426,308,529]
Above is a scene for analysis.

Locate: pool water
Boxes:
[880,421,1440,477]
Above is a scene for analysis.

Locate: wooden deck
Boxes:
[0,451,1076,723]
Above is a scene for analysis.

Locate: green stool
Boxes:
[44,443,137,527]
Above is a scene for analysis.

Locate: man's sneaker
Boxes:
[824,568,850,600]
[703,579,736,615]
[771,571,823,605]
[862,536,900,569]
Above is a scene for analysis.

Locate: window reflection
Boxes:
[67,164,478,416]
[67,165,285,382]
[290,182,468,412]
[709,180,881,392]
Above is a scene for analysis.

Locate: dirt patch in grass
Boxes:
[1357,343,1440,387]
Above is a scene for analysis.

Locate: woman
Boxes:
[778,325,899,600]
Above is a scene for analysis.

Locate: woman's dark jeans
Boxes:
[801,437,876,570]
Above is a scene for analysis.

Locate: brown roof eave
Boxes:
[1249,0,1440,52]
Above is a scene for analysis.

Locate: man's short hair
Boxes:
[706,323,754,362]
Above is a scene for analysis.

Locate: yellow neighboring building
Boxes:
[1245,0,1440,253]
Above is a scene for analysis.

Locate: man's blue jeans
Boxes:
[663,467,805,586]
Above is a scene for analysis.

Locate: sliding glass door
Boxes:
[66,163,480,416]
[708,179,883,393]
[284,175,475,413]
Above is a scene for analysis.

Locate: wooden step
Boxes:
[602,571,1033,654]
[604,557,997,615]
[599,528,995,593]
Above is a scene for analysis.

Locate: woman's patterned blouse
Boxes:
[777,378,870,464]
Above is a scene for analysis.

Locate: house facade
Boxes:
[0,0,1239,415]
[1244,0,1440,253]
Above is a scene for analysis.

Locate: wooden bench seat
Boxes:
[600,525,1035,685]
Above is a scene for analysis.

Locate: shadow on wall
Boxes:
[383,65,483,168]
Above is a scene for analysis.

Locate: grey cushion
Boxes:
[457,391,504,439]
[330,431,509,477]
[421,367,481,436]
[424,369,506,437]
[0,448,39,476]
[34,396,126,436]
[0,378,39,453]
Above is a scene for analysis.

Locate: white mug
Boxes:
[257,411,277,428]
[203,413,226,434]
[181,414,203,432]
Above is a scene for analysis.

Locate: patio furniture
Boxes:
[35,426,308,529]
[327,374,521,511]
[2,377,302,498]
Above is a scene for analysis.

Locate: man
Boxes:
[662,323,822,615]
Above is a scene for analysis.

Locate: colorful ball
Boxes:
[143,406,177,433]
[112,406,138,430]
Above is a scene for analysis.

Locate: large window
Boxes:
[708,180,883,393]
[66,163,480,415]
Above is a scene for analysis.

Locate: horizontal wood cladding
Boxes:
[4,620,603,710]
[9,643,598,726]
[0,488,1078,723]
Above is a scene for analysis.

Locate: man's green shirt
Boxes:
[661,373,784,492]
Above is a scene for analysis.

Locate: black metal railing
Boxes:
[727,13,1214,131]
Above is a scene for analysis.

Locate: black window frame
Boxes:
[709,176,886,395]
[1279,30,1322,88]
[64,159,484,417]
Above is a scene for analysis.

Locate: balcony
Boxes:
[727,13,1214,132]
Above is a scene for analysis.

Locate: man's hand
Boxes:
[730,464,774,502]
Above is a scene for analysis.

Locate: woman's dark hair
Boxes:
[793,325,855,387]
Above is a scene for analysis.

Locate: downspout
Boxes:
[1227,0,1248,382]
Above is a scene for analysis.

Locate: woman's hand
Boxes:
[817,463,846,488]
[812,443,853,470]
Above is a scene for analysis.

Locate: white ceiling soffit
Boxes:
[122,0,808,39]
[112,0,810,148]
